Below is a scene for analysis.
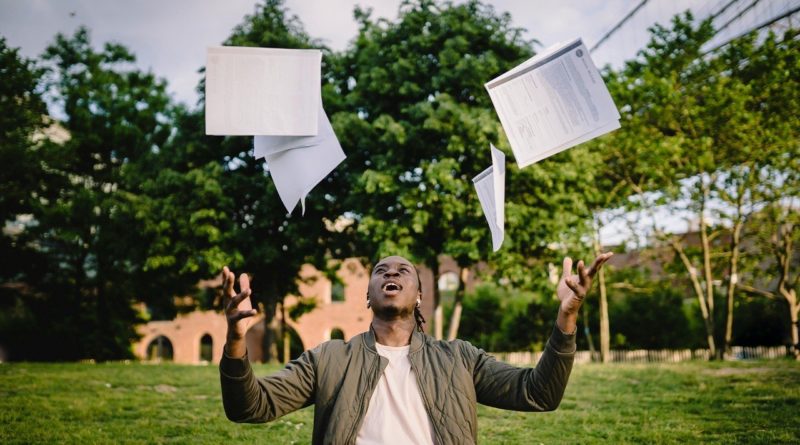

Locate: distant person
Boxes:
[219,252,612,444]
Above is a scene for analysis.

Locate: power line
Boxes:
[716,0,762,34]
[590,0,650,53]
[702,3,800,55]
[709,0,742,21]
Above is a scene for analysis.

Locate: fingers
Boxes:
[565,277,583,298]
[562,257,573,280]
[228,288,252,310]
[239,272,250,294]
[222,266,235,297]
[587,252,614,277]
[578,260,590,286]
[229,308,258,322]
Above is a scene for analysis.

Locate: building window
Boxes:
[146,335,174,362]
[438,272,459,299]
[199,334,213,363]
[331,282,345,302]
[330,328,345,340]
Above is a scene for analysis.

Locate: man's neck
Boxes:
[371,317,416,347]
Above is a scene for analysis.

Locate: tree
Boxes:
[729,29,800,359]
[596,13,799,359]
[0,38,48,357]
[0,38,46,231]
[1,27,175,360]
[175,0,342,361]
[330,0,603,341]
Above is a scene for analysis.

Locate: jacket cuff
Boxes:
[219,348,252,379]
[547,323,577,354]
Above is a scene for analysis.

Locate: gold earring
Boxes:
[367,299,371,309]
[416,298,421,308]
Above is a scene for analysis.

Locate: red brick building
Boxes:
[132,257,475,364]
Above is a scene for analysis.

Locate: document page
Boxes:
[485,39,619,168]
[205,46,321,136]
[263,102,345,215]
[473,144,506,252]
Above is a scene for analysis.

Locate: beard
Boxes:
[372,301,415,321]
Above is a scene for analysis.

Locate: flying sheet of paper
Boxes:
[205,46,321,136]
[473,144,506,252]
[263,103,345,215]
[253,101,331,158]
[485,38,620,168]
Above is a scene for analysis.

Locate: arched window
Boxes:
[330,327,345,340]
[331,282,345,302]
[199,334,213,363]
[146,335,173,362]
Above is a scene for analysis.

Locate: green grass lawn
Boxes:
[1,359,798,444]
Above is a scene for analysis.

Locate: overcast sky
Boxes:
[0,0,724,108]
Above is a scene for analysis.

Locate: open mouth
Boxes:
[382,282,402,293]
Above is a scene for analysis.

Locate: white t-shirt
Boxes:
[355,343,436,445]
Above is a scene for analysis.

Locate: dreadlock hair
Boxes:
[414,268,426,333]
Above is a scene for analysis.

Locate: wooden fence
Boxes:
[490,345,789,366]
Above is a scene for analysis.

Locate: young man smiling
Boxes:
[219,253,612,444]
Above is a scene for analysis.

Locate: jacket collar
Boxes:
[365,322,426,354]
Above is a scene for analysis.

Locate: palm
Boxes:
[222,266,257,339]
[556,253,613,315]
[557,275,582,313]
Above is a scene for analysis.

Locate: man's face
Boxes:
[368,256,420,317]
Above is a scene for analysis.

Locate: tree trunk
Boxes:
[593,226,610,363]
[283,331,290,364]
[447,267,469,341]
[280,300,289,364]
[598,266,610,363]
[672,239,716,357]
[789,298,799,360]
[265,316,280,363]
[775,220,798,359]
[723,218,743,359]
[698,181,718,359]
[433,267,443,340]
[582,303,598,362]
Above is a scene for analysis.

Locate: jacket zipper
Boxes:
[347,357,381,444]
[410,356,445,445]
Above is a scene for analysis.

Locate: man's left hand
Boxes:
[555,252,613,334]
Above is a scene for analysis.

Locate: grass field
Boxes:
[1,359,798,444]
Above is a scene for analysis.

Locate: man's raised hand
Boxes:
[223,266,257,344]
[555,252,613,334]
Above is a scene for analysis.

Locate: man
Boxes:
[220,253,612,444]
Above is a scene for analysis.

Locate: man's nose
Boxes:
[384,268,400,277]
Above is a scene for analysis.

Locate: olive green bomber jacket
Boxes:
[219,324,576,444]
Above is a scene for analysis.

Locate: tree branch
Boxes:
[736,283,777,300]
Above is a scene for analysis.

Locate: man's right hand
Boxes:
[222,266,257,358]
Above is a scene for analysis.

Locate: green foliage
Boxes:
[287,296,317,321]
[604,268,705,350]
[331,0,538,271]
[732,296,788,347]
[0,39,48,349]
[0,38,46,228]
[458,283,558,351]
[0,27,178,360]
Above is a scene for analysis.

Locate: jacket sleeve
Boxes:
[219,346,318,423]
[468,323,576,411]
